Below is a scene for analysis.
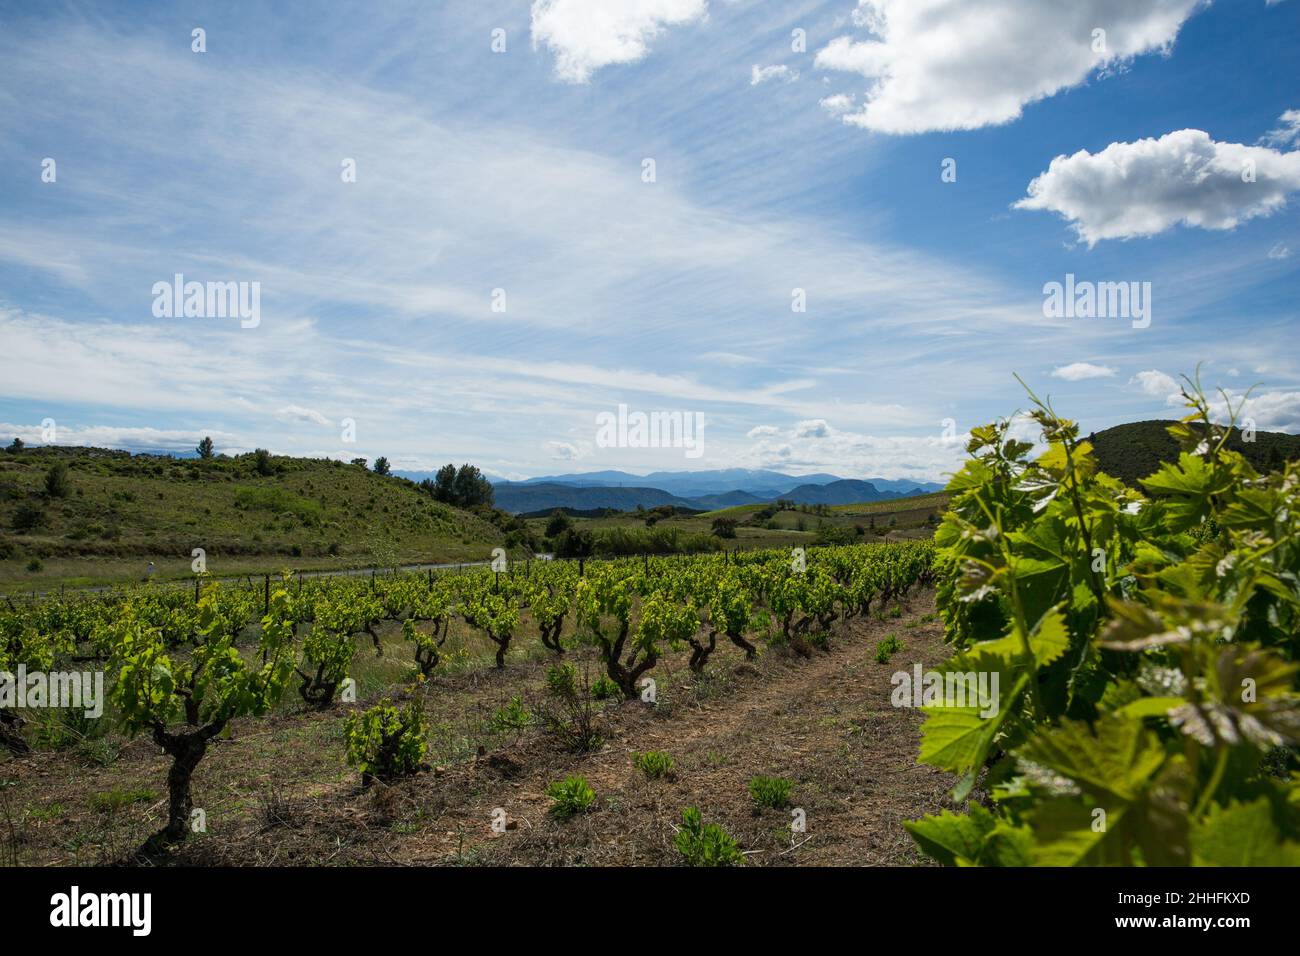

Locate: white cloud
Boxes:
[276,404,331,426]
[746,425,779,438]
[818,93,854,116]
[1268,241,1292,259]
[794,419,831,439]
[1259,108,1300,147]
[1051,362,1117,381]
[1132,369,1181,401]
[530,0,708,83]
[1211,390,1300,433]
[751,64,798,86]
[815,0,1202,134]
[1016,129,1300,245]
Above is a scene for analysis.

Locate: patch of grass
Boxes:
[88,788,156,813]
[26,802,67,823]
[748,775,794,810]
[546,775,596,818]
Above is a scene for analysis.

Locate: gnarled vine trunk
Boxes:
[144,719,226,851]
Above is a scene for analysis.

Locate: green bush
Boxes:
[12,503,44,532]
[537,664,604,752]
[44,463,72,498]
[490,695,532,732]
[546,774,596,818]
[344,698,427,786]
[874,633,902,664]
[633,750,675,779]
[748,775,794,810]
[590,675,620,700]
[674,807,743,866]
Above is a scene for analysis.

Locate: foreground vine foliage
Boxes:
[907,374,1300,865]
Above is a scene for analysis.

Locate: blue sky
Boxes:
[1,0,1298,483]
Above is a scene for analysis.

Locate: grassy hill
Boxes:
[0,446,507,590]
[1089,420,1300,486]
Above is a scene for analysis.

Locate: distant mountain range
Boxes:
[419,468,946,514]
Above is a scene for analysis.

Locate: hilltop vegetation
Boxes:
[1089,419,1299,486]
[0,445,509,588]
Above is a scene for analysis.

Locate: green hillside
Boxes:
[0,446,507,590]
[1089,420,1300,486]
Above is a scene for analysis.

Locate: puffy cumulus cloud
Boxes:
[1015,129,1300,245]
[814,0,1202,134]
[751,64,798,86]
[746,425,780,438]
[1052,362,1117,381]
[276,404,331,426]
[794,418,830,438]
[1260,108,1300,148]
[530,0,708,83]
[1131,369,1181,401]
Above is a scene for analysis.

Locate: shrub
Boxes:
[554,527,596,559]
[536,663,604,752]
[590,675,620,700]
[711,517,738,539]
[674,807,743,866]
[544,510,571,538]
[748,775,794,810]
[344,698,427,787]
[44,463,72,498]
[490,695,532,732]
[12,503,44,532]
[633,750,674,779]
[874,633,902,664]
[546,774,596,818]
[545,662,579,697]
